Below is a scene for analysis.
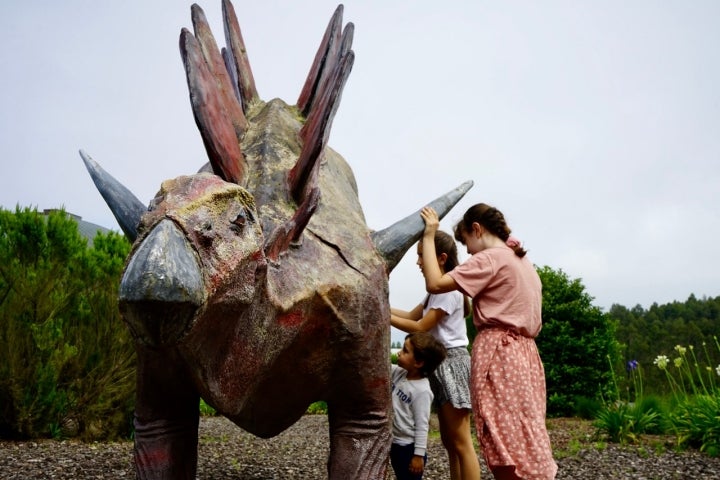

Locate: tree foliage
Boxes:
[535,266,620,417]
[610,294,720,396]
[0,206,134,440]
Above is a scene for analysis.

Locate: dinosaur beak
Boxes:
[119,219,206,346]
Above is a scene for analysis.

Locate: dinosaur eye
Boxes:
[230,211,248,233]
[229,208,254,234]
[233,213,245,226]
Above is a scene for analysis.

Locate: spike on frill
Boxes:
[222,0,259,109]
[180,27,244,184]
[263,187,321,261]
[297,5,344,117]
[191,3,248,137]
[289,20,354,205]
[265,5,354,259]
[372,181,474,273]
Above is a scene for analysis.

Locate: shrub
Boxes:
[535,266,620,417]
[573,396,603,420]
[594,354,666,443]
[306,401,328,414]
[199,398,217,416]
[0,207,135,440]
[670,394,720,456]
[652,341,720,456]
[594,402,661,444]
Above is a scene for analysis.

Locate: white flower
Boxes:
[674,357,683,368]
[674,345,687,355]
[716,365,720,377]
[654,355,669,369]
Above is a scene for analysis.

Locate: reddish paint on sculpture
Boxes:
[278,310,304,327]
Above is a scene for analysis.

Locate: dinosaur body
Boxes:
[81,2,471,478]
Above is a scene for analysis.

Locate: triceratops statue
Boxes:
[80,1,472,478]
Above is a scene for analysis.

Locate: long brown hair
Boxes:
[453,203,527,258]
[423,230,470,316]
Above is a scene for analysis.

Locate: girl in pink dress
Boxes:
[419,203,557,480]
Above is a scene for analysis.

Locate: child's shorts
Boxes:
[429,346,472,410]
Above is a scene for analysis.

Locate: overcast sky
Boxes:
[2,1,719,343]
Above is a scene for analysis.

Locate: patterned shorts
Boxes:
[429,346,472,410]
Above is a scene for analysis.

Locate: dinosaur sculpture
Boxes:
[80,1,472,478]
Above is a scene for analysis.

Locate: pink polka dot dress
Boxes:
[449,246,558,479]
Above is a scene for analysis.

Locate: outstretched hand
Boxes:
[420,206,440,236]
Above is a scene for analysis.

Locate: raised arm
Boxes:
[420,207,459,294]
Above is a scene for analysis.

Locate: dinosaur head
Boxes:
[118,173,265,346]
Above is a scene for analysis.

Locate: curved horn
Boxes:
[371,180,474,273]
[79,150,146,242]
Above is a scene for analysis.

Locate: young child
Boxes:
[391,331,447,480]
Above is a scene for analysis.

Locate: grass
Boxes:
[546,417,597,459]
[546,415,687,460]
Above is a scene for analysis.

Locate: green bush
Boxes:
[0,207,135,440]
[572,396,603,420]
[634,395,670,435]
[646,342,720,455]
[535,266,620,417]
[199,398,217,416]
[306,401,328,414]
[594,401,662,444]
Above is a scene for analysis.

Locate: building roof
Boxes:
[42,209,114,246]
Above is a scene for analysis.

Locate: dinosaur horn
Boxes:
[180,27,244,184]
[289,22,354,204]
[79,150,146,242]
[222,0,259,110]
[297,5,344,116]
[191,3,247,137]
[371,180,474,273]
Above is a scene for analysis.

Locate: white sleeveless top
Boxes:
[423,290,469,348]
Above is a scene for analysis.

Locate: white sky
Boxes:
[2,1,719,344]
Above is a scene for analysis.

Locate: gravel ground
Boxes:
[1,415,720,479]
